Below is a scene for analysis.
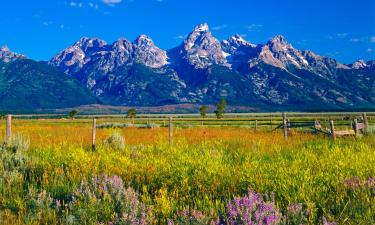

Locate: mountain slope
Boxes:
[44,23,375,110]
[0,58,97,112]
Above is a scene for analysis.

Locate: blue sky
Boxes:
[0,0,374,63]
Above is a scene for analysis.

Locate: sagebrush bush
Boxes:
[60,173,153,225]
[25,189,58,224]
[137,123,159,129]
[167,209,218,225]
[7,134,30,153]
[104,132,126,150]
[97,122,134,129]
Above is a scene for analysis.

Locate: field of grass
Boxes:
[0,113,374,224]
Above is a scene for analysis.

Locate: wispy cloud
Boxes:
[42,21,53,26]
[370,36,375,43]
[212,24,227,31]
[67,1,99,9]
[246,24,263,32]
[327,33,349,40]
[368,48,374,53]
[350,38,362,43]
[175,35,186,39]
[102,0,122,6]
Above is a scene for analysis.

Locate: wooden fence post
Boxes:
[329,120,336,140]
[92,118,96,151]
[169,116,172,145]
[6,114,12,145]
[282,113,288,140]
[270,117,273,130]
[255,120,258,132]
[353,118,358,136]
[362,113,368,134]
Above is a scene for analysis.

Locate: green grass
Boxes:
[0,126,374,224]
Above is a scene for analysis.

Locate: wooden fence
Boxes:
[2,113,371,147]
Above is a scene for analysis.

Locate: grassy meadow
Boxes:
[0,114,374,224]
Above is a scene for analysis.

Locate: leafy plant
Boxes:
[61,174,153,225]
[104,132,126,150]
[127,108,137,118]
[220,189,281,225]
[214,98,226,119]
[68,110,78,119]
[199,105,208,119]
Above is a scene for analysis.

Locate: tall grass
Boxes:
[0,121,374,224]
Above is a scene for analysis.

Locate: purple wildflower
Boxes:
[222,189,281,225]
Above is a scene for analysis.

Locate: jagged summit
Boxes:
[0,45,26,63]
[1,45,10,52]
[350,60,367,69]
[44,23,375,109]
[170,23,229,69]
[268,35,288,46]
[193,23,209,32]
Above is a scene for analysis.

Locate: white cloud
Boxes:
[246,24,263,32]
[102,0,122,5]
[43,21,53,26]
[350,38,361,43]
[212,24,228,31]
[368,48,373,53]
[336,33,348,38]
[370,36,375,43]
[68,1,99,10]
[175,35,186,39]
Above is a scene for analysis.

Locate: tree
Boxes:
[199,105,208,118]
[68,110,78,119]
[214,98,226,119]
[127,108,137,124]
[127,108,137,118]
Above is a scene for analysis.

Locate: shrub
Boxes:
[220,189,281,225]
[7,134,30,153]
[136,123,159,129]
[331,176,375,223]
[284,203,310,225]
[25,189,58,224]
[168,209,218,225]
[97,122,134,129]
[61,173,153,225]
[104,132,126,150]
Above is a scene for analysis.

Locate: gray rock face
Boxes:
[47,24,375,110]
[0,46,26,63]
[169,23,229,69]
[133,35,168,68]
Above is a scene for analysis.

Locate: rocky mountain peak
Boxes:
[229,35,250,45]
[74,37,107,54]
[267,35,292,53]
[1,45,10,52]
[133,35,168,68]
[270,35,288,45]
[175,23,228,68]
[193,23,209,32]
[112,38,133,52]
[350,60,367,69]
[0,45,26,63]
[135,35,155,47]
[221,35,256,55]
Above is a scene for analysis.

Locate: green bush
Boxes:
[7,134,30,153]
[97,122,134,129]
[104,132,126,150]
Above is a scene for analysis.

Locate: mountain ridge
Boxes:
[1,23,375,112]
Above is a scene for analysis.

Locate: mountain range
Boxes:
[1,23,375,112]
